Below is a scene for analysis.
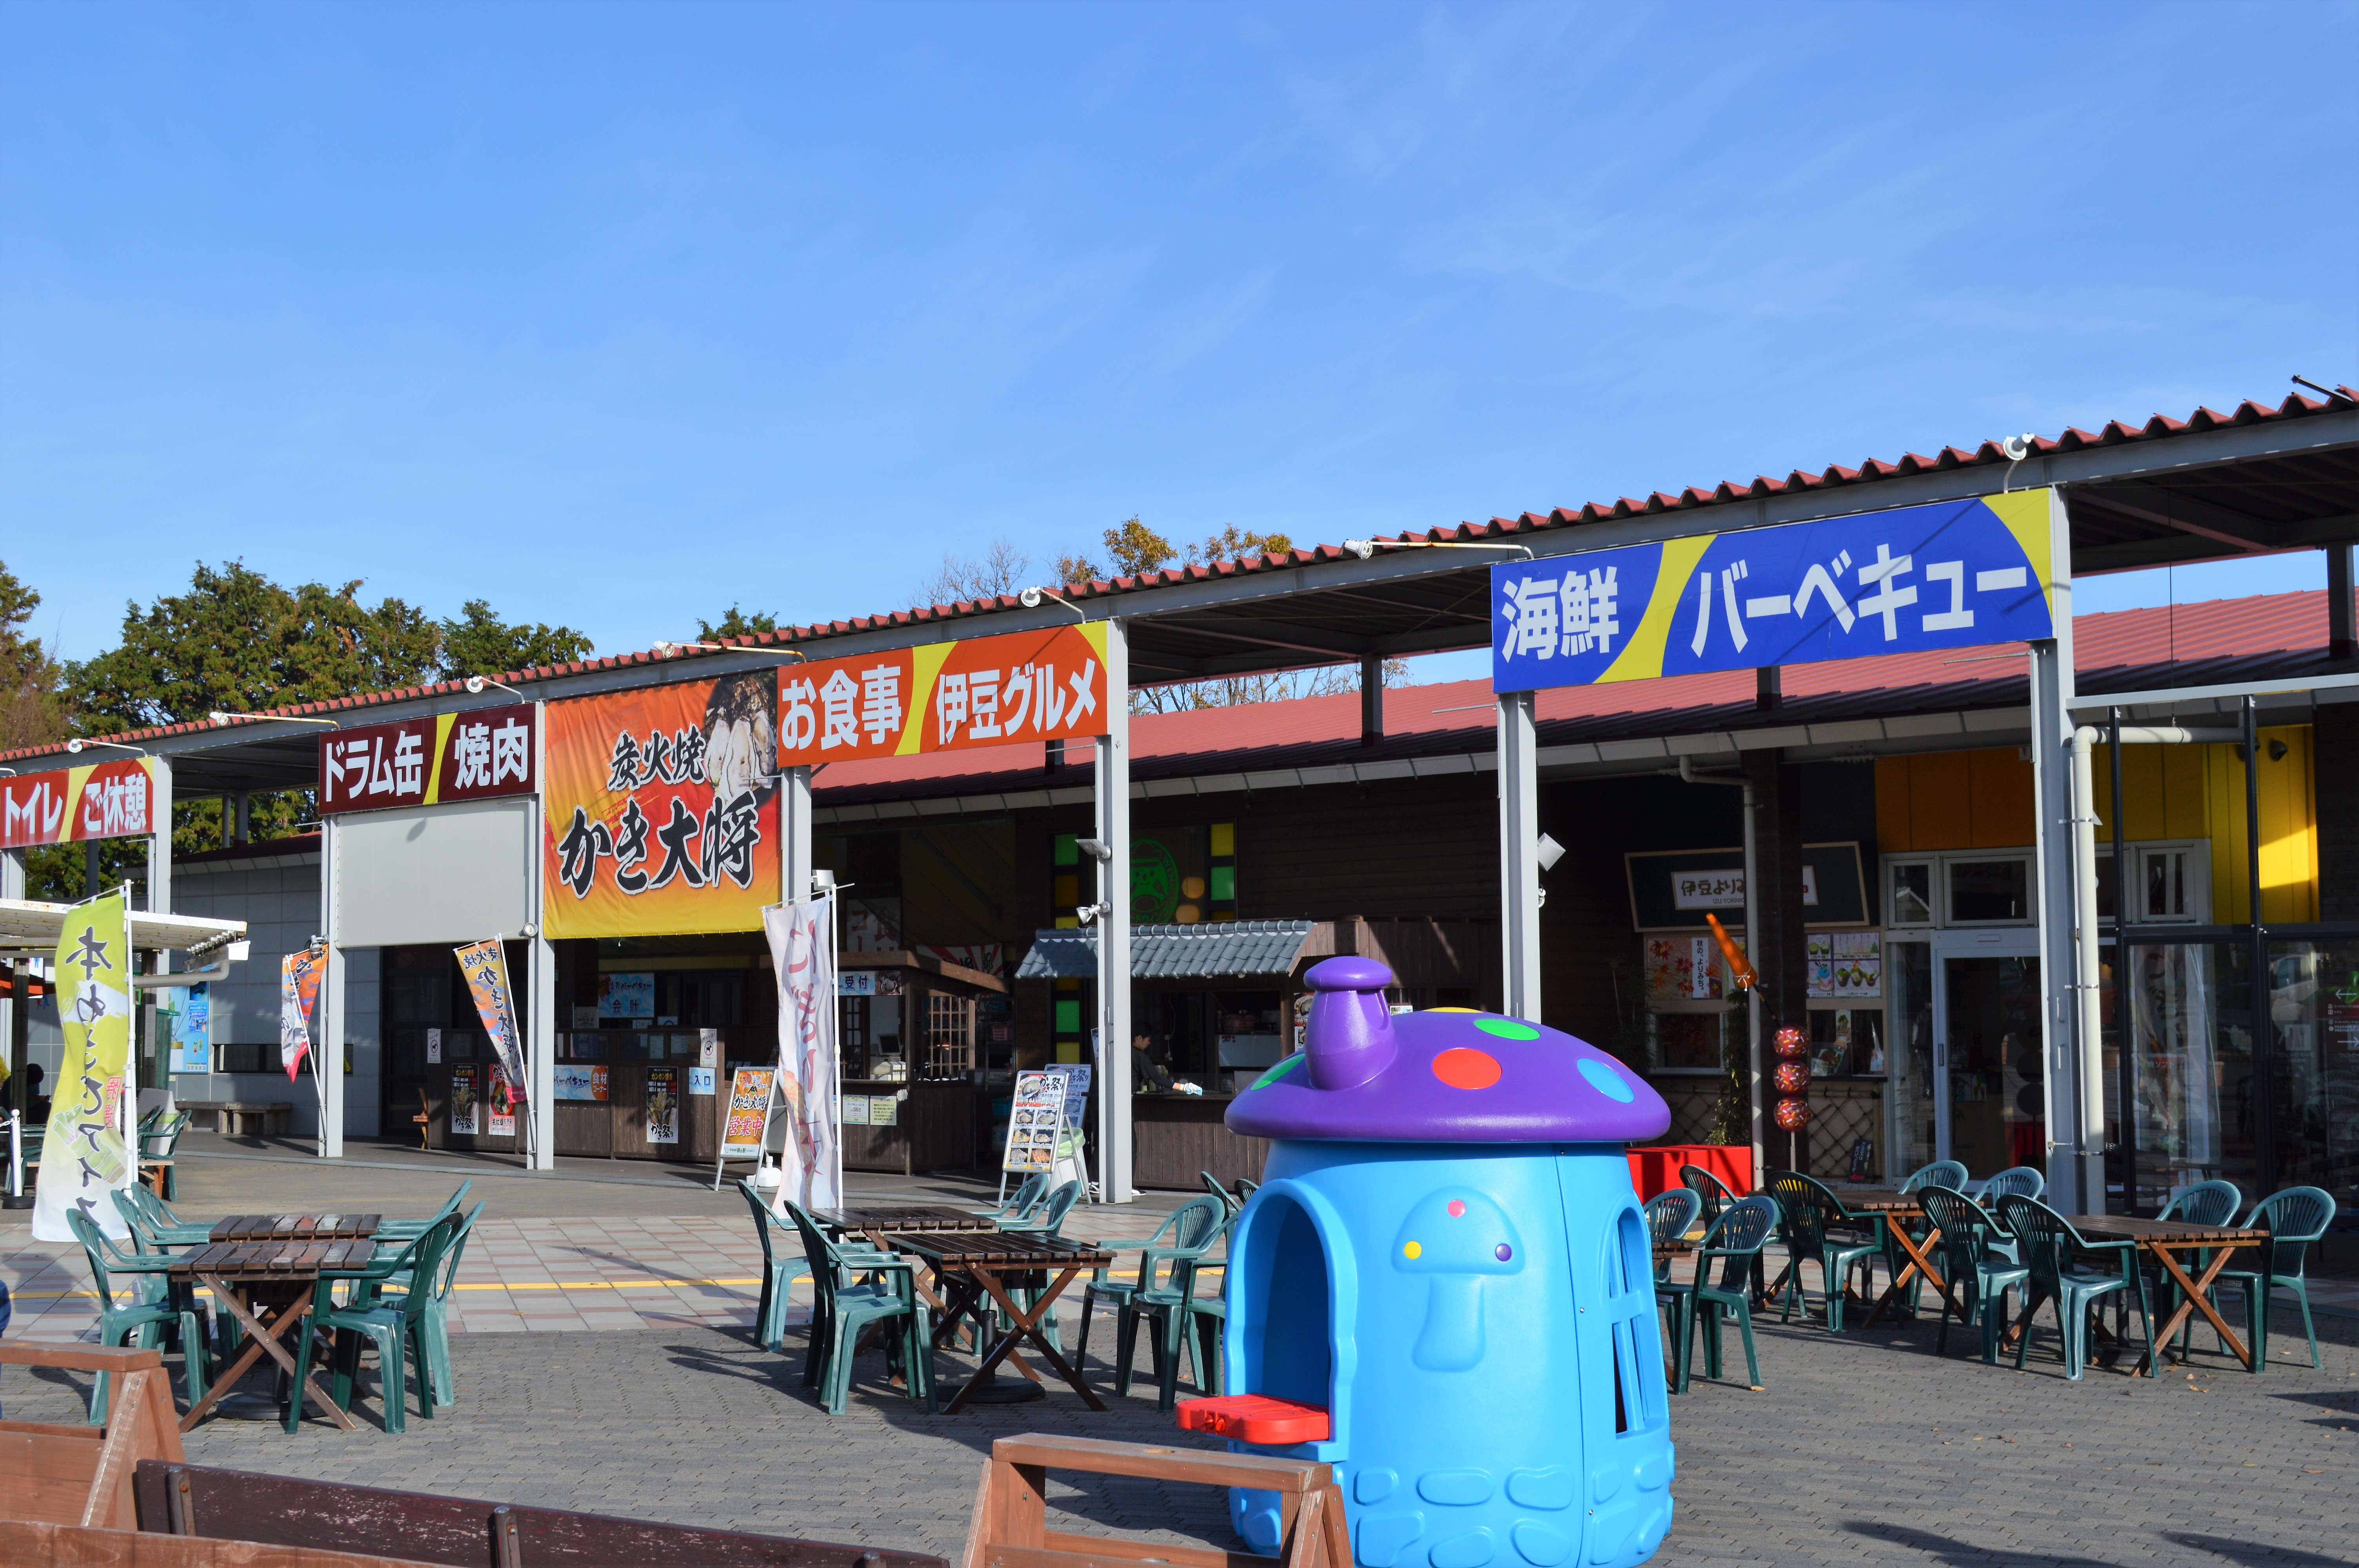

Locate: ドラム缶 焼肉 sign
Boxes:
[1492,488,2055,691]
[316,703,538,815]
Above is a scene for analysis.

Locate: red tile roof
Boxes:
[5,385,2350,764]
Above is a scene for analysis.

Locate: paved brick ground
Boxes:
[2,1287,2350,1566]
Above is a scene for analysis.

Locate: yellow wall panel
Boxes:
[1875,758,1914,855]
[1910,753,1974,851]
[1966,748,2035,848]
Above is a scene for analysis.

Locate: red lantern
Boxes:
[1772,1061,1811,1095]
[1774,1096,1812,1131]
[1773,1025,1808,1058]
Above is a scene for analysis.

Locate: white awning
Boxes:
[0,898,249,960]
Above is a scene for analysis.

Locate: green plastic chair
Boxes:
[1186,1294,1225,1397]
[1917,1185,2028,1363]
[2212,1186,2334,1370]
[388,1201,484,1409]
[1001,1180,1082,1236]
[1646,1189,1701,1283]
[1074,1194,1227,1379]
[375,1179,474,1243]
[113,1185,213,1250]
[1658,1195,1778,1391]
[1996,1194,2149,1380]
[1679,1164,1737,1228]
[1128,1209,1234,1412]
[737,1181,815,1352]
[139,1111,190,1201]
[783,1201,931,1416]
[66,1208,212,1423]
[1201,1170,1243,1217]
[1899,1160,1968,1194]
[1976,1166,2044,1202]
[294,1211,467,1433]
[1765,1171,1884,1332]
[978,1172,1047,1222]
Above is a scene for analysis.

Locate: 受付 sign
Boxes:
[1492,490,2056,691]
[316,704,538,815]
[776,622,1109,768]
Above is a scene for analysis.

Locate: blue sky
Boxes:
[2,1,2353,681]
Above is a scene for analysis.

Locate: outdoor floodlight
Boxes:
[1343,539,1376,560]
[464,676,528,697]
[1019,587,1044,608]
[1076,903,1112,924]
[1536,832,1565,873]
[65,738,144,756]
[1075,837,1112,862]
[2000,434,2036,462]
[1020,586,1087,621]
[208,710,338,728]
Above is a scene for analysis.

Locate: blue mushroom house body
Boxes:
[1208,956,1679,1568]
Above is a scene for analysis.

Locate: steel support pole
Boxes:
[318,814,345,1158]
[2028,487,2091,1212]
[781,765,814,907]
[1497,690,1541,1022]
[526,710,556,1170]
[2330,543,2355,661]
[1,849,21,1133]
[1096,620,1134,1202]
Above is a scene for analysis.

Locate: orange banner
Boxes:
[776,622,1109,768]
[543,675,780,939]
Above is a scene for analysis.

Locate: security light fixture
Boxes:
[649,641,805,662]
[463,676,527,697]
[1075,837,1113,862]
[208,710,339,728]
[1536,833,1565,873]
[1075,902,1113,924]
[1019,586,1088,621]
[1340,538,1534,561]
[2000,434,2036,462]
[65,738,145,756]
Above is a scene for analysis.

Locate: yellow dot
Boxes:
[1428,1007,1479,1013]
[1403,1240,1421,1259]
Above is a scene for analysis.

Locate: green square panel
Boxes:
[1054,834,1079,867]
[1054,999,1082,1034]
[1209,865,1236,901]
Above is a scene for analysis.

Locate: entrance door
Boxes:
[1932,930,2044,1176]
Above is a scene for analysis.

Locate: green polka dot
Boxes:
[1251,1053,1309,1091]
[1476,1018,1541,1041]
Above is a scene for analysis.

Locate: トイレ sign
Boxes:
[775,622,1109,768]
[0,758,159,851]
[1493,489,2055,691]
[316,703,538,815]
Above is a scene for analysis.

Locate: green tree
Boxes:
[696,605,779,642]
[438,599,594,680]
[0,559,68,752]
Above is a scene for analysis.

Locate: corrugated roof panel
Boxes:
[1015,920,1317,980]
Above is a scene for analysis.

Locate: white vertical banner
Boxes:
[763,892,841,1212]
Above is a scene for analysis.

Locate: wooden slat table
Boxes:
[2064,1214,2262,1376]
[886,1232,1113,1415]
[1837,1190,1948,1328]
[811,1205,996,1236]
[168,1237,379,1432]
[208,1213,380,1243]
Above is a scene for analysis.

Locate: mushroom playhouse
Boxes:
[1180,956,1677,1568]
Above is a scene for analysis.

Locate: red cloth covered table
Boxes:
[1626,1143,1753,1200]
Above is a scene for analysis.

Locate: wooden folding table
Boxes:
[169,1233,379,1432]
[891,1232,1112,1415]
[2065,1214,2263,1376]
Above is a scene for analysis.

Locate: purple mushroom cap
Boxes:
[1227,956,1671,1144]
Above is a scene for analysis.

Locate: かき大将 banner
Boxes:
[542,674,780,939]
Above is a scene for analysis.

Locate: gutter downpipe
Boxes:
[1679,758,1763,1183]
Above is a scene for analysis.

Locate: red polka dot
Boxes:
[1432,1047,1502,1090]
[1447,1200,1468,1218]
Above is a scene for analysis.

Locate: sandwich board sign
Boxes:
[711,1066,780,1190]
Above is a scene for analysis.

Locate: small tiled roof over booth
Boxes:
[1016,919,1316,980]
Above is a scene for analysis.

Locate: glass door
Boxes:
[1887,940,1936,1178]
[1932,929,2045,1177]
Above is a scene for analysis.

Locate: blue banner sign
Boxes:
[1492,489,2055,691]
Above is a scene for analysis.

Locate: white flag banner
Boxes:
[763,893,841,1212]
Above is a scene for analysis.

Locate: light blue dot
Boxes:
[1578,1057,1635,1103]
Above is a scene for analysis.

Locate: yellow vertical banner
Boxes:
[31,890,133,1242]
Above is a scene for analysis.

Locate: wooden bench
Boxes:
[962,1434,1350,1568]
[178,1102,291,1137]
[0,1343,185,1530]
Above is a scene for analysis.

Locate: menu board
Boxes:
[1003,1070,1066,1173]
[719,1067,776,1167]
[450,1066,479,1135]
[1807,931,1883,999]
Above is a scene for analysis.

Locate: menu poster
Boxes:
[722,1067,776,1156]
[647,1065,681,1144]
[488,1063,517,1137]
[1003,1070,1065,1172]
[1807,931,1884,1000]
[1043,1063,1091,1144]
[450,1066,480,1136]
[167,984,212,1074]
[556,1063,609,1102]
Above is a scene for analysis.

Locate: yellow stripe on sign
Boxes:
[57,763,96,843]
[1983,486,2056,620]
[424,712,456,804]
[1598,535,1716,684]
[896,642,957,755]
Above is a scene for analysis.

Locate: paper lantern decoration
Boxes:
[1773,1025,1808,1059]
[1774,1096,1812,1131]
[1772,1061,1811,1095]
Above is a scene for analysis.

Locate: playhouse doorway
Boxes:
[1236,1191,1333,1410]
